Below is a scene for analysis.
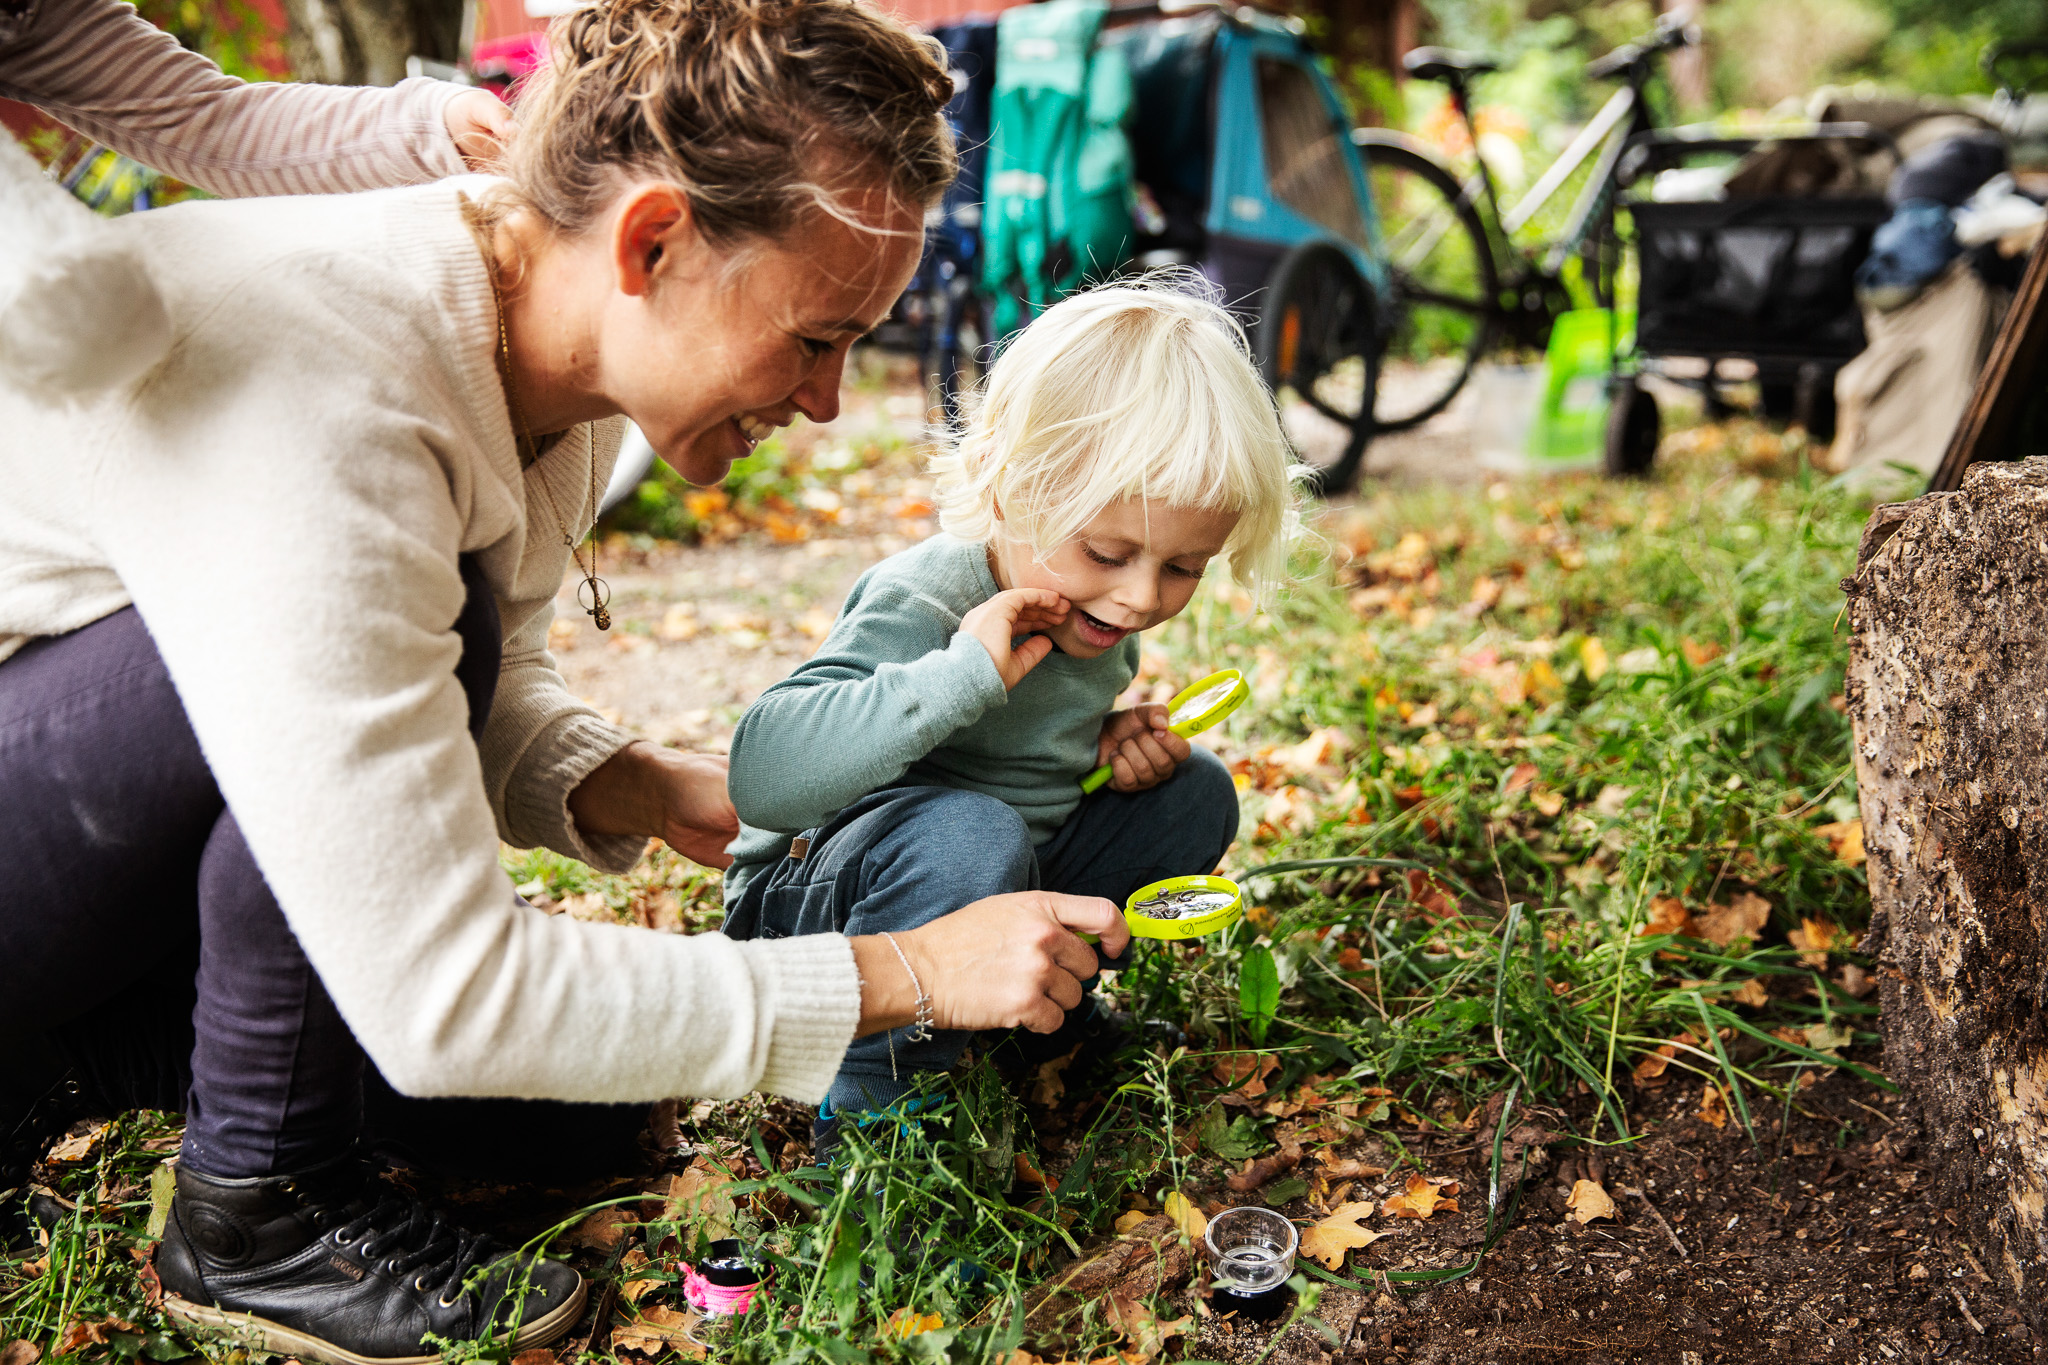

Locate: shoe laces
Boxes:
[333,1192,499,1307]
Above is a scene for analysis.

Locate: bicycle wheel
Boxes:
[1257,240,1379,496]
[1355,130,1498,431]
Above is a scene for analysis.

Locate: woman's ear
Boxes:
[611,183,692,297]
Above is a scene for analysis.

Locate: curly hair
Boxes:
[496,0,957,247]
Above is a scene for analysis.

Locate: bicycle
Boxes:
[1351,13,1698,436]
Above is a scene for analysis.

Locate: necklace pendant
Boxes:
[578,572,613,631]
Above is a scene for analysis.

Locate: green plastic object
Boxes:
[982,0,1135,336]
[1535,308,1636,465]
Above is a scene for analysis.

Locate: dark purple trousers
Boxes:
[0,561,644,1181]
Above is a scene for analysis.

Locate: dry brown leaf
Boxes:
[1,1343,40,1365]
[618,1249,659,1304]
[663,1159,736,1240]
[1730,978,1771,1008]
[53,1319,135,1355]
[562,1206,635,1252]
[882,1309,946,1339]
[1565,1180,1617,1224]
[1105,1292,1194,1362]
[1638,895,1695,939]
[1788,917,1851,968]
[510,1350,560,1365]
[1632,1042,1678,1085]
[1697,1084,1730,1129]
[612,1305,705,1359]
[1162,1191,1207,1241]
[1226,1144,1302,1193]
[1694,892,1770,948]
[1015,1152,1049,1188]
[1299,1201,1387,1270]
[1274,727,1350,776]
[1836,963,1876,999]
[1680,637,1723,668]
[1113,1209,1150,1234]
[1813,818,1866,866]
[45,1122,111,1165]
[1530,788,1566,817]
[1210,1052,1279,1092]
[1032,1051,1076,1106]
[1504,761,1539,793]
[1319,1158,1386,1180]
[1381,1173,1459,1220]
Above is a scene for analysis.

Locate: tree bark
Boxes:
[1845,457,2048,1327]
[281,0,464,87]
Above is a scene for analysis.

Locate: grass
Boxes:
[2,417,1889,1364]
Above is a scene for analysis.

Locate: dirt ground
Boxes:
[510,358,2035,1364]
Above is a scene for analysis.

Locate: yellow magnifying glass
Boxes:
[1080,668,1251,795]
[1080,875,1244,945]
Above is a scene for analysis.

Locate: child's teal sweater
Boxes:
[722,534,1139,904]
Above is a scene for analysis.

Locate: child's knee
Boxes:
[853,788,1034,930]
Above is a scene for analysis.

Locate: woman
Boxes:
[0,1,1127,1360]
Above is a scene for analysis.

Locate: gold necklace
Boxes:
[489,275,611,631]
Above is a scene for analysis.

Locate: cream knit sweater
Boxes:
[0,180,862,1104]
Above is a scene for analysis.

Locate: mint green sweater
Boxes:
[723,534,1140,903]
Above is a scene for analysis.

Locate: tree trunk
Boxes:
[281,0,464,87]
[1845,457,2048,1327]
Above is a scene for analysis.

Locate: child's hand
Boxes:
[1095,703,1192,791]
[961,588,1069,689]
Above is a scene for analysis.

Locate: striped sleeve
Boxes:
[0,0,470,197]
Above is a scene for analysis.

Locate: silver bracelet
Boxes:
[879,932,936,1044]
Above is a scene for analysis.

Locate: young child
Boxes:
[721,276,1300,1138]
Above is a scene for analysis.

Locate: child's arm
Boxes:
[1094,702,1194,792]
[729,586,1068,833]
[0,0,494,198]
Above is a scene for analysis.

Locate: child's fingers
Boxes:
[1133,702,1172,731]
[1009,633,1054,681]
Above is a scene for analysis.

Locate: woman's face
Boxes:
[600,186,924,486]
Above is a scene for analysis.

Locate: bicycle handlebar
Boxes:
[1585,11,1697,81]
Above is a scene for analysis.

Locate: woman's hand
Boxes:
[566,740,740,869]
[1095,703,1191,792]
[960,588,1068,689]
[444,88,515,172]
[851,891,1128,1036]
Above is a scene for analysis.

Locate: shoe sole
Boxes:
[162,1276,587,1365]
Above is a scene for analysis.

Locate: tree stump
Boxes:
[1845,457,2048,1323]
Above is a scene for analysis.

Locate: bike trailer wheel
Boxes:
[1256,240,1380,496]
[1604,377,1660,477]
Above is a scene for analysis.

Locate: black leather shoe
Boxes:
[156,1155,585,1365]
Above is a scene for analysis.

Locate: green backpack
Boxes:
[981,0,1135,336]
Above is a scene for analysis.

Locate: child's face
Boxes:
[990,499,1240,658]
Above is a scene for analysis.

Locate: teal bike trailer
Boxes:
[930,0,1391,493]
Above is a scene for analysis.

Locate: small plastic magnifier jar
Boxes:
[683,1238,767,1321]
[1204,1206,1298,1320]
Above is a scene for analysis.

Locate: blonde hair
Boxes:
[496,0,956,249]
[932,274,1304,607]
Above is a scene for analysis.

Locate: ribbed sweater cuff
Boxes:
[740,934,862,1102]
[503,710,647,873]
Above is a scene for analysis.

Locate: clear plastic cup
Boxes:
[1204,1206,1298,1293]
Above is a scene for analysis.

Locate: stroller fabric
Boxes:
[982,0,1135,334]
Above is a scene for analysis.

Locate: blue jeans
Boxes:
[723,749,1240,1116]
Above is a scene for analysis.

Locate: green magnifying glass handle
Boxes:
[1080,668,1249,794]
